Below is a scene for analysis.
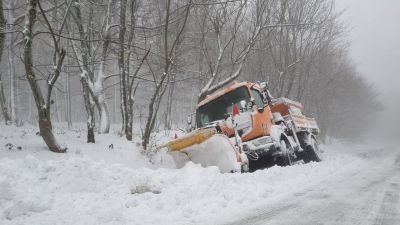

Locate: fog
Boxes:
[336,0,400,141]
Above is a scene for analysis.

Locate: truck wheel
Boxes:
[277,139,293,166]
[303,136,322,163]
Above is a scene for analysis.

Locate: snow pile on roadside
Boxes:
[0,124,176,169]
[0,150,366,225]
[0,124,373,225]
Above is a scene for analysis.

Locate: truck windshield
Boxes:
[196,86,250,127]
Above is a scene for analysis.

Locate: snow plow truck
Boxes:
[159,81,322,172]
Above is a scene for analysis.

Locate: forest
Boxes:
[0,0,380,153]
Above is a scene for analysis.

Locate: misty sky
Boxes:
[336,0,400,138]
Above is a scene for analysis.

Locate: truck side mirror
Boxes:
[246,101,253,111]
[187,115,193,132]
[223,113,230,120]
[240,100,247,111]
[250,97,264,113]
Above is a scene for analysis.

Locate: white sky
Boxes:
[335,0,400,139]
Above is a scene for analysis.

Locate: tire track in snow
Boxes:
[373,183,400,225]
[373,153,400,225]
[226,149,400,225]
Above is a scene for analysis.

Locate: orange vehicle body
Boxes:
[197,81,274,142]
[197,81,319,140]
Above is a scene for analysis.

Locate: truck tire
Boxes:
[303,136,322,163]
[277,139,293,166]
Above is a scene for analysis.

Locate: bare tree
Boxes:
[142,0,192,150]
[70,0,117,142]
[118,0,129,139]
[22,0,67,152]
[163,0,187,130]
[3,0,26,125]
[70,1,96,142]
[197,0,278,102]
[92,0,113,134]
[64,40,72,128]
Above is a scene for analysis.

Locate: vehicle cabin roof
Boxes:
[197,81,252,108]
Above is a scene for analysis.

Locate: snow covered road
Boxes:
[227,146,400,225]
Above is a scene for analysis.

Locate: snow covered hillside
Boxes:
[0,125,383,225]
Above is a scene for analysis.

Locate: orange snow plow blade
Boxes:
[162,128,217,151]
[159,128,242,173]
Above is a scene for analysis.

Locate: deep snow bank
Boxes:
[0,124,176,169]
[0,124,372,225]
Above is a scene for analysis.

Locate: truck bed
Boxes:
[271,97,319,134]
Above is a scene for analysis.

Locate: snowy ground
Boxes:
[228,145,400,225]
[0,124,397,225]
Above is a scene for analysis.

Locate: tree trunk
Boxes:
[38,114,64,151]
[64,39,72,129]
[118,0,129,138]
[7,1,16,123]
[8,48,16,123]
[98,99,110,133]
[81,78,95,143]
[165,74,175,130]
[126,98,133,141]
[0,76,11,124]
[142,70,170,150]
[65,66,72,128]
[0,0,11,125]
[54,88,61,122]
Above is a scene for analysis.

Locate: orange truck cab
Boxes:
[197,81,274,141]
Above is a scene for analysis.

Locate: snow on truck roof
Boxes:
[197,81,250,108]
[196,81,304,111]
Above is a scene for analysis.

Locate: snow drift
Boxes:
[0,125,370,225]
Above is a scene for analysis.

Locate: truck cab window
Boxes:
[196,86,250,127]
[251,89,264,109]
